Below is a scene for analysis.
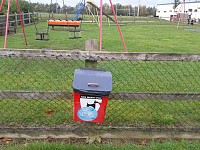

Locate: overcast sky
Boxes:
[27,0,176,7]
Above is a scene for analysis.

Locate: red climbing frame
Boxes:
[0,0,28,48]
[99,0,128,52]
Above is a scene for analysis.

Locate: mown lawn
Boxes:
[0,57,199,127]
[0,99,199,127]
[0,140,200,150]
[0,20,200,52]
[0,58,199,93]
[0,19,199,128]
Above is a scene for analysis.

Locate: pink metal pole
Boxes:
[109,0,128,52]
[4,0,10,49]
[0,0,5,12]
[99,0,103,51]
[183,0,185,28]
[16,0,28,46]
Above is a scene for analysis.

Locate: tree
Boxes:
[174,0,180,9]
[102,3,111,15]
[0,0,31,14]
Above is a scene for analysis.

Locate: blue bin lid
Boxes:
[73,68,112,94]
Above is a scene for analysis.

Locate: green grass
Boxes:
[0,99,199,127]
[0,58,199,127]
[106,100,200,127]
[1,140,200,150]
[0,18,200,127]
[0,99,73,126]
[0,58,199,93]
[1,20,200,52]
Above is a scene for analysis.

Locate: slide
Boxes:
[87,1,116,23]
[71,1,85,21]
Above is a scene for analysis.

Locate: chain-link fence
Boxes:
[0,49,199,134]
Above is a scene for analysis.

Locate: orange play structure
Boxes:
[47,19,82,39]
[47,20,81,27]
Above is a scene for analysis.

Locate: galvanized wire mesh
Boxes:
[0,50,199,132]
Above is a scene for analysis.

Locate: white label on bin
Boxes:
[80,96,102,111]
[77,107,98,121]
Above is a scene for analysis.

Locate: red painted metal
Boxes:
[2,0,28,48]
[99,0,128,52]
[99,0,103,52]
[16,0,28,46]
[4,0,10,48]
[0,0,5,12]
[109,0,128,52]
[183,0,185,28]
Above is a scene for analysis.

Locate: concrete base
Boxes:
[0,127,199,143]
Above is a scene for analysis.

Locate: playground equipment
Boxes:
[172,0,196,29]
[86,1,115,23]
[177,0,186,29]
[71,0,85,21]
[84,0,127,51]
[99,0,127,52]
[47,20,81,39]
[35,24,49,41]
[48,20,81,27]
[0,0,28,48]
[28,0,50,41]
[45,0,84,39]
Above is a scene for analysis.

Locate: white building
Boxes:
[156,1,200,21]
[156,3,175,21]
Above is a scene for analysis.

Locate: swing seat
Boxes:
[34,22,49,41]
[69,29,81,39]
[68,26,81,39]
[36,28,49,40]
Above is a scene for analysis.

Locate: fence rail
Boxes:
[0,49,199,135]
[0,49,200,61]
[0,12,36,27]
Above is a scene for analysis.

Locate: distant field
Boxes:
[0,18,200,52]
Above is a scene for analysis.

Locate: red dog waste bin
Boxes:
[73,68,112,123]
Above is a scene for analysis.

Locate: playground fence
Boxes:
[1,12,199,28]
[0,49,199,139]
[0,12,35,28]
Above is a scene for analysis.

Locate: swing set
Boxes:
[99,0,127,52]
[47,0,84,39]
[0,0,28,48]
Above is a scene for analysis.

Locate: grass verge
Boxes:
[0,140,200,150]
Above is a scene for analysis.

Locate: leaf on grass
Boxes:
[2,137,12,141]
[45,109,55,115]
